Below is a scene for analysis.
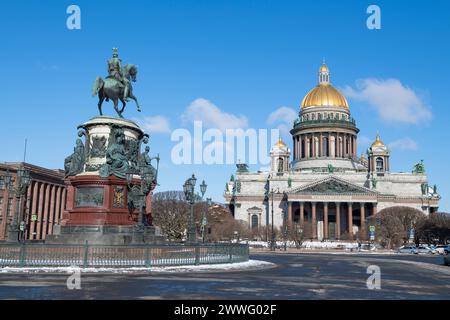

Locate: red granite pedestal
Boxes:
[46,175,163,245]
[61,175,138,226]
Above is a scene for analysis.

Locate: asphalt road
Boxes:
[0,253,449,300]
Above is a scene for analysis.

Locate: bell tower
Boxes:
[270,136,290,173]
[367,134,390,174]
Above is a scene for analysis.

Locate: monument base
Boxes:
[46,225,166,245]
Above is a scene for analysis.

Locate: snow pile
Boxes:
[244,240,360,250]
[0,259,275,274]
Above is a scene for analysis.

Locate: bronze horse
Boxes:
[92,64,141,118]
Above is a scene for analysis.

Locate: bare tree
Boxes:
[415,212,450,245]
[367,206,426,249]
[152,191,190,241]
[288,222,312,248]
[206,205,251,241]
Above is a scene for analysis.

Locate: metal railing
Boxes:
[0,242,249,267]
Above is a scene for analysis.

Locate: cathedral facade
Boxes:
[224,63,440,240]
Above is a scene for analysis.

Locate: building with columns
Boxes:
[224,63,440,240]
[0,162,66,241]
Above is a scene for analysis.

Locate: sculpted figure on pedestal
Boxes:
[64,139,85,177]
[100,127,129,179]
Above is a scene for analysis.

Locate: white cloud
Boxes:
[343,79,432,125]
[388,137,418,151]
[267,106,297,137]
[182,98,248,132]
[136,115,171,134]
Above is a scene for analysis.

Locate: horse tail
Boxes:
[92,77,104,96]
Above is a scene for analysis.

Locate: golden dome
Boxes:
[276,136,286,147]
[271,136,289,153]
[371,134,386,147]
[319,64,329,73]
[300,63,349,110]
[301,84,349,109]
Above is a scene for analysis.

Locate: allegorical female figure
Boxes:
[64,139,85,177]
[100,128,129,179]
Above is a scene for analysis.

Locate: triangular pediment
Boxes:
[289,176,376,195]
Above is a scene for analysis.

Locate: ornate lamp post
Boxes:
[5,167,31,242]
[268,187,280,251]
[183,174,207,244]
[201,197,212,243]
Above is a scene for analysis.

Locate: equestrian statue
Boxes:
[92,48,141,118]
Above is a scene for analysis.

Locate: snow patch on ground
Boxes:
[246,240,361,250]
[0,259,275,274]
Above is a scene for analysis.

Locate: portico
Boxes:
[287,200,376,240]
[285,176,377,240]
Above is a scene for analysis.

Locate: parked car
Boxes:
[397,245,417,254]
[435,245,450,255]
[359,244,377,252]
[416,245,436,254]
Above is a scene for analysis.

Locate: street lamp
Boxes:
[201,197,212,243]
[183,174,207,244]
[4,167,31,242]
[268,187,281,251]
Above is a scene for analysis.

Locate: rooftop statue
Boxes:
[413,160,425,174]
[92,48,141,118]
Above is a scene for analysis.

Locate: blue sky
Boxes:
[1,1,449,211]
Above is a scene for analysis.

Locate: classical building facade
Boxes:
[0,162,66,241]
[224,63,440,240]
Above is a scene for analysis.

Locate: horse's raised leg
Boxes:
[98,92,105,116]
[129,93,141,112]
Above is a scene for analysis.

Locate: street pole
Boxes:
[184,175,207,244]
[188,199,195,244]
[271,189,275,251]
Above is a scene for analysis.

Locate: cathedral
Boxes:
[224,63,440,240]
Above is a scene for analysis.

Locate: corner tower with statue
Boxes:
[225,62,440,241]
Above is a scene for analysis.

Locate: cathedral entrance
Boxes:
[288,200,376,240]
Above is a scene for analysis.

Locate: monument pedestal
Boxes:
[61,175,136,226]
[47,225,165,245]
[46,116,163,245]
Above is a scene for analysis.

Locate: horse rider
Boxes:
[107,48,129,101]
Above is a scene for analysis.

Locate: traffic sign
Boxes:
[31,214,37,221]
[369,225,375,232]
